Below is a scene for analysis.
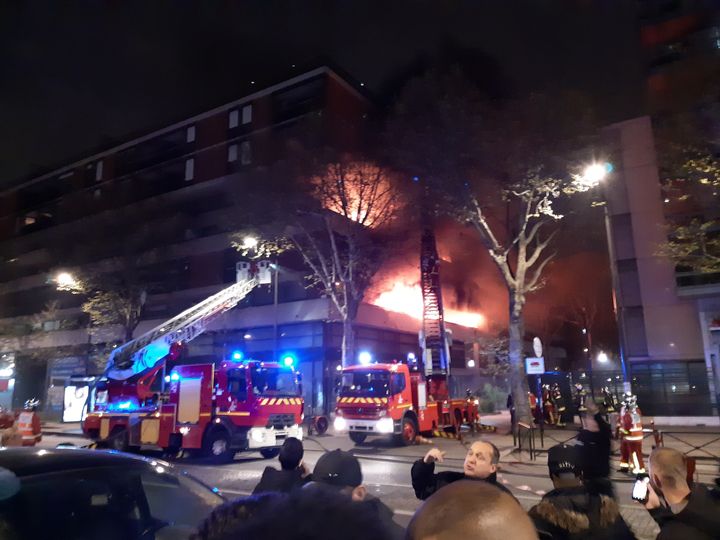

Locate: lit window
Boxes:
[186,125,196,143]
[185,158,194,181]
[240,141,252,165]
[229,110,239,129]
[242,104,252,124]
[228,144,238,163]
[95,160,104,182]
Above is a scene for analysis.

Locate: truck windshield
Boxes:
[340,371,390,397]
[251,367,298,397]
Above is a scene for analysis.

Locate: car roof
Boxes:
[0,447,170,478]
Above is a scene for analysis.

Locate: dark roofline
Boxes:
[3,64,371,196]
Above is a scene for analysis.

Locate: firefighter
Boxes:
[601,387,617,414]
[573,383,587,416]
[551,383,566,427]
[618,392,644,474]
[528,391,541,424]
[17,399,42,447]
[541,384,556,425]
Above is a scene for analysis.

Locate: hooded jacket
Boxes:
[410,459,512,500]
[649,484,720,540]
[252,466,311,495]
[529,486,636,540]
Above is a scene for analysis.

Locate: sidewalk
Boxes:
[41,421,85,437]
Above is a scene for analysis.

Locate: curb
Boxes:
[42,431,87,439]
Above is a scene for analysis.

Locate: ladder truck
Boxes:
[334,228,479,445]
[82,261,304,462]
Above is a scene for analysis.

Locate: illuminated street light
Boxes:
[466,359,476,368]
[574,162,612,190]
[358,351,372,365]
[55,272,79,291]
[597,351,609,363]
[241,236,258,250]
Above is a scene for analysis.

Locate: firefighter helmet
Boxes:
[23,398,40,411]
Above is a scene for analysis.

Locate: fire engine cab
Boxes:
[335,226,480,445]
[82,261,303,462]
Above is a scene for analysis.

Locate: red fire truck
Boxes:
[82,262,303,462]
[334,228,479,445]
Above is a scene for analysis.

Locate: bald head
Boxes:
[649,447,688,490]
[407,480,537,540]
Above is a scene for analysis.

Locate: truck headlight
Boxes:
[334,416,347,432]
[251,429,265,443]
[376,417,394,434]
[378,409,387,417]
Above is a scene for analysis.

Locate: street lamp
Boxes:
[55,272,78,291]
[241,236,258,250]
[597,351,609,364]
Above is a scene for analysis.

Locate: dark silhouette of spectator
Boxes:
[193,488,394,540]
[411,440,512,500]
[642,447,720,540]
[407,479,537,540]
[529,444,635,540]
[576,400,613,497]
[190,493,278,540]
[252,437,310,494]
[305,449,404,539]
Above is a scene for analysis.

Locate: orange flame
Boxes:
[371,281,485,329]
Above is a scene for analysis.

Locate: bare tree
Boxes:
[290,159,401,366]
[387,69,598,423]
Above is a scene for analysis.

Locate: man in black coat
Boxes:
[642,447,720,540]
[529,444,635,540]
[576,400,613,497]
[252,437,311,494]
[411,440,512,500]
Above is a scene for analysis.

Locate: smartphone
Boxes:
[632,476,650,503]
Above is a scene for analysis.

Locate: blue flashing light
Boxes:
[232,350,243,361]
[170,372,180,382]
[282,356,294,368]
[605,162,614,174]
[117,401,133,410]
[358,351,372,365]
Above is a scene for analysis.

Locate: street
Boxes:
[41,419,720,540]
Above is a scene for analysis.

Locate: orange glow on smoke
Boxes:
[372,281,485,329]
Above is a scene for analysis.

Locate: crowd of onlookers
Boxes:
[192,409,720,540]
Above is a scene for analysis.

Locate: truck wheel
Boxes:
[395,418,417,446]
[260,448,280,459]
[314,416,329,435]
[203,430,234,463]
[107,428,129,452]
[349,432,367,444]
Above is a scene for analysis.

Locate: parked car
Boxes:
[0,447,224,539]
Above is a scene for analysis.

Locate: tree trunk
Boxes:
[341,317,355,368]
[508,293,532,425]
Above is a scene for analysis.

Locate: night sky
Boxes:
[0,0,644,187]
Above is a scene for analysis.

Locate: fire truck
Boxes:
[334,228,479,445]
[82,262,303,462]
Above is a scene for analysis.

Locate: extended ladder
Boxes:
[106,261,270,380]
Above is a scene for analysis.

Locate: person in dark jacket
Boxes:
[642,447,720,540]
[252,437,310,494]
[576,400,613,497]
[411,440,512,500]
[529,444,636,540]
[305,449,405,540]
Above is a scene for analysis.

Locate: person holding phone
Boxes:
[638,447,720,540]
[252,437,311,494]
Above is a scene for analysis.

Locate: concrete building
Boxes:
[0,67,430,418]
[603,116,719,420]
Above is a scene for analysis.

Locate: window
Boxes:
[184,158,194,181]
[229,109,239,129]
[227,143,238,163]
[186,125,196,143]
[240,141,252,165]
[391,373,406,395]
[242,104,252,124]
[227,368,247,401]
[95,160,104,182]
